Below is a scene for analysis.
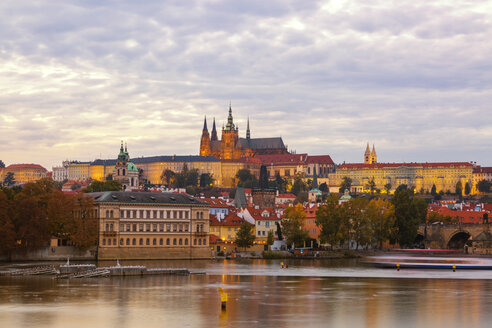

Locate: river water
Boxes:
[1,259,491,328]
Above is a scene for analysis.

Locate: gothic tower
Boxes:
[211,117,218,141]
[199,116,211,156]
[246,117,251,140]
[370,144,377,164]
[221,103,239,159]
[364,143,371,164]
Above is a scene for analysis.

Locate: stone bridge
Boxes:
[417,223,491,252]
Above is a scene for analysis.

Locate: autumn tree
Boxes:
[0,190,16,253]
[161,169,175,186]
[366,198,395,249]
[234,222,256,250]
[345,197,371,250]
[365,178,376,195]
[384,183,392,195]
[69,194,98,250]
[316,194,347,249]
[339,177,352,193]
[282,203,309,248]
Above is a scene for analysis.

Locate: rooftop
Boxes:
[89,191,209,205]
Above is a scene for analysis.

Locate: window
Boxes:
[167,210,171,218]
[179,211,183,219]
[105,223,109,231]
[102,239,106,245]
[166,224,171,232]
[166,238,170,245]
[132,210,137,218]
[179,224,183,232]
[159,224,164,232]
[106,210,109,218]
[184,224,189,232]
[160,211,164,219]
[179,238,183,245]
[120,210,125,218]
[127,224,131,232]
[173,211,177,219]
[258,231,261,236]
[140,210,144,218]
[139,238,143,245]
[153,224,157,232]
[159,238,163,245]
[147,210,151,218]
[198,239,202,245]
[184,239,188,245]
[203,238,206,245]
[113,239,117,245]
[132,238,136,245]
[185,212,189,219]
[110,224,113,232]
[257,221,261,226]
[133,224,137,232]
[120,225,124,232]
[139,224,143,232]
[110,210,114,218]
[146,238,150,245]
[126,210,131,218]
[173,238,177,245]
[146,224,150,231]
[153,210,157,218]
[126,238,130,245]
[194,239,197,245]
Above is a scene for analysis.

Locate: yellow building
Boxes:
[91,191,211,260]
[209,212,249,242]
[66,161,91,181]
[0,164,47,184]
[330,162,474,195]
[220,158,261,188]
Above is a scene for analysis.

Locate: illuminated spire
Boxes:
[203,116,208,131]
[246,116,250,140]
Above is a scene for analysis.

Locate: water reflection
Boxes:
[1,260,492,328]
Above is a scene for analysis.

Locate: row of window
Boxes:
[101,237,208,246]
[104,209,206,220]
[105,223,206,233]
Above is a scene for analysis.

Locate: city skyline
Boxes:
[1,1,491,169]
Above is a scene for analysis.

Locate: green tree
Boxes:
[316,194,347,249]
[236,169,254,185]
[477,180,491,193]
[455,181,463,195]
[282,203,309,248]
[384,183,392,195]
[319,182,328,192]
[365,178,376,195]
[392,188,427,247]
[292,173,307,196]
[199,173,214,187]
[431,184,437,196]
[3,172,16,187]
[275,173,287,192]
[0,160,5,168]
[84,180,122,192]
[266,230,275,248]
[367,198,395,249]
[345,197,371,249]
[161,169,175,186]
[464,182,471,195]
[339,177,352,193]
[234,222,256,250]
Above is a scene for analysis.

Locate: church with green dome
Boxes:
[113,141,139,191]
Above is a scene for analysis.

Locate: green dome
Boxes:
[127,162,138,172]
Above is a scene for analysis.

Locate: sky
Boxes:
[0,0,491,170]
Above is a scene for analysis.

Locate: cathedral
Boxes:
[364,143,377,164]
[200,105,289,159]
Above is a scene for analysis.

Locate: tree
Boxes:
[477,180,491,193]
[234,222,256,250]
[366,198,395,249]
[365,178,376,195]
[464,182,471,196]
[259,165,269,189]
[392,188,427,247]
[236,169,253,185]
[0,160,5,168]
[161,169,175,186]
[69,194,98,250]
[46,190,73,239]
[384,183,392,195]
[199,173,214,187]
[339,177,352,193]
[266,230,275,248]
[431,184,437,196]
[282,203,309,248]
[292,173,307,196]
[455,181,463,196]
[84,180,122,192]
[345,197,371,250]
[319,182,328,193]
[105,174,113,181]
[275,173,287,192]
[316,194,347,249]
[3,172,16,187]
[0,190,16,253]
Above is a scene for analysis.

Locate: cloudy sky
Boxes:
[1,0,491,170]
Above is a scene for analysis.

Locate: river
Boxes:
[1,259,491,327]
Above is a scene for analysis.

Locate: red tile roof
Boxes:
[338,162,473,169]
[473,166,492,173]
[245,206,279,220]
[429,206,488,224]
[5,164,47,171]
[221,157,262,164]
[277,193,296,198]
[209,213,248,226]
[306,155,335,165]
[201,197,231,208]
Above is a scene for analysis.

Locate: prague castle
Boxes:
[199,105,288,159]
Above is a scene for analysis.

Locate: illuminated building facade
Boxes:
[0,164,47,184]
[91,191,211,260]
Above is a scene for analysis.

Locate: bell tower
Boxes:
[364,143,371,164]
[221,103,239,159]
[370,144,377,164]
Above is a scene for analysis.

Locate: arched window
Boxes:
[102,239,106,245]
[139,238,143,245]
[203,238,206,245]
[166,238,170,245]
[184,239,188,245]
[123,169,126,176]
[110,210,114,218]
[126,238,130,245]
[131,177,134,186]
[110,223,113,232]
[132,238,136,245]
[159,238,163,246]
[153,238,156,245]
[105,223,109,231]
[194,239,197,245]
[198,239,202,245]
[179,238,182,245]
[106,210,109,218]
[173,238,177,245]
[118,169,120,176]
[146,238,150,245]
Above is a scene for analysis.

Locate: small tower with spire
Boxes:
[364,143,371,164]
[199,116,211,156]
[370,144,377,164]
[113,141,139,191]
[221,102,240,159]
[246,117,251,140]
[211,117,218,141]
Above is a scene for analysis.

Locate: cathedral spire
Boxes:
[211,117,218,141]
[203,116,208,131]
[225,102,235,131]
[246,116,250,140]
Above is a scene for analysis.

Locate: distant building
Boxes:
[90,191,210,260]
[199,104,289,159]
[0,163,47,184]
